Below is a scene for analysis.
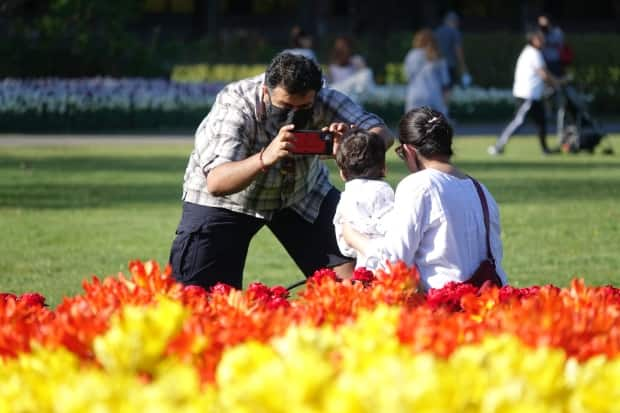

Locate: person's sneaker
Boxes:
[487,145,502,156]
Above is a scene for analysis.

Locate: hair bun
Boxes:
[398,106,453,158]
[426,119,442,136]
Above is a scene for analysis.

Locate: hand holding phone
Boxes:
[290,130,334,155]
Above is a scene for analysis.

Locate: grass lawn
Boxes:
[1,135,619,308]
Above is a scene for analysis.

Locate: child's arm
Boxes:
[342,222,370,258]
[334,191,359,258]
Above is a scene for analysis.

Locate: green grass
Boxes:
[1,135,619,308]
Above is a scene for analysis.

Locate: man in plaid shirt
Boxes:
[169,53,393,290]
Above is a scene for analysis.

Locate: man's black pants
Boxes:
[168,188,351,290]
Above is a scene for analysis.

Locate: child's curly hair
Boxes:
[335,129,386,180]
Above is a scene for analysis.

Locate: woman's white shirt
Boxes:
[369,169,508,290]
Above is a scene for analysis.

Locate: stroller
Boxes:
[555,82,614,154]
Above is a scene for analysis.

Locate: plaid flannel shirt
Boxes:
[182,74,387,222]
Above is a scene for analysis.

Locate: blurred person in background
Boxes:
[537,14,565,77]
[283,25,318,63]
[169,53,393,291]
[488,29,562,156]
[328,35,367,83]
[327,35,375,97]
[403,29,450,117]
[434,10,471,89]
[537,13,572,136]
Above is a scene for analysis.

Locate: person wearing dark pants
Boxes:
[169,188,346,290]
[489,29,560,155]
[169,53,393,291]
[492,98,548,154]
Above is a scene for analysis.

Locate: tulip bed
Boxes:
[2,260,619,412]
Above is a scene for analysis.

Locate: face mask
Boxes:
[288,106,314,130]
[264,95,314,135]
[539,25,549,34]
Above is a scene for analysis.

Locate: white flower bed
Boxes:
[451,86,514,105]
[0,78,223,114]
[356,84,513,106]
[0,78,515,115]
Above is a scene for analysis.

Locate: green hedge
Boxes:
[170,63,334,83]
[166,32,620,114]
[171,64,266,83]
[3,31,618,117]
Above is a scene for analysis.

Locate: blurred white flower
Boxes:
[0,78,224,114]
[0,78,513,116]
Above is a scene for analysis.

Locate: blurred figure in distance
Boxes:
[537,14,566,77]
[283,25,318,63]
[327,35,375,99]
[404,29,450,117]
[434,10,471,89]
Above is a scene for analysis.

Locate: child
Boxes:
[333,129,395,269]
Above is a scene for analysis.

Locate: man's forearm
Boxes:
[538,68,559,89]
[205,153,264,196]
[370,125,394,149]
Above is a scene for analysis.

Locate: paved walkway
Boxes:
[0,134,194,146]
[1,122,618,146]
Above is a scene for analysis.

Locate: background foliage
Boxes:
[2,0,620,113]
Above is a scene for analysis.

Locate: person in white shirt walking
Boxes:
[333,129,394,270]
[344,107,508,291]
[489,29,561,156]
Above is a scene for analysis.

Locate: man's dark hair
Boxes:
[336,130,386,180]
[265,52,323,95]
[398,106,453,157]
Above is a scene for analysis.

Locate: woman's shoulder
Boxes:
[396,170,436,193]
[398,169,471,193]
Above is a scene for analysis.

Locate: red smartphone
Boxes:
[290,130,334,155]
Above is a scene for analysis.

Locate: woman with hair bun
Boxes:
[343,107,508,290]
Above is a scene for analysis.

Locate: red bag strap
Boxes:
[469,177,495,265]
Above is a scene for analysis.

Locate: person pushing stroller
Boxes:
[489,29,563,156]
